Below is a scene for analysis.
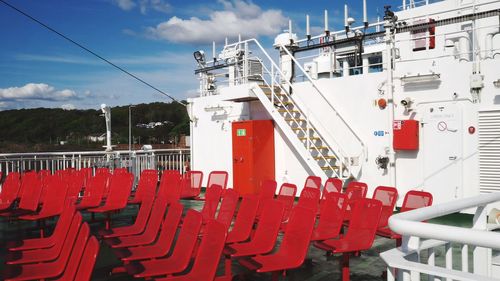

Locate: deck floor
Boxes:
[0,199,472,281]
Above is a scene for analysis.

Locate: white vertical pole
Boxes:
[344,5,349,30]
[289,19,293,40]
[324,10,329,32]
[363,0,368,26]
[306,14,310,37]
[212,41,216,61]
[225,37,228,46]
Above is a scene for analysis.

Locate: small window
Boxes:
[347,55,363,76]
[368,54,383,73]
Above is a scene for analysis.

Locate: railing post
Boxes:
[445,242,452,281]
[472,205,492,277]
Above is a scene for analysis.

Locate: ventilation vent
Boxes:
[479,110,500,193]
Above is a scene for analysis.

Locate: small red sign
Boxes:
[468,126,476,134]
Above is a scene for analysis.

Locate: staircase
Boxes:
[228,39,366,179]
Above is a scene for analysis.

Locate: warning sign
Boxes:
[393,120,402,130]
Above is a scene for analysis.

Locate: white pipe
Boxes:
[212,41,216,60]
[389,192,500,251]
[225,37,228,46]
[344,5,348,29]
[363,0,368,25]
[306,14,310,37]
[324,10,329,32]
[289,19,293,40]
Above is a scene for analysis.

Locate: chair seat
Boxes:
[125,258,188,278]
[376,227,400,239]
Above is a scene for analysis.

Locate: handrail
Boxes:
[388,192,500,250]
[277,43,367,160]
[0,148,189,158]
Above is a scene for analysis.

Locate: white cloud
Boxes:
[145,0,287,44]
[113,0,136,10]
[61,104,76,110]
[113,0,171,14]
[0,83,78,101]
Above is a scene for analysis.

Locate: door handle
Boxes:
[449,156,457,160]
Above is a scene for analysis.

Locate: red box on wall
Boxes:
[393,120,419,150]
[232,120,275,195]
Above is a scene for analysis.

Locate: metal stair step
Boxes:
[285,118,306,122]
[278,109,300,114]
[313,155,336,160]
[321,166,339,170]
[299,137,321,141]
[310,146,329,150]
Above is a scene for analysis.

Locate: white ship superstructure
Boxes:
[189,0,500,206]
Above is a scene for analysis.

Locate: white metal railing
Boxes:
[0,149,190,180]
[381,192,500,281]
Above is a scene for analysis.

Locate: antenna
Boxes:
[363,0,368,27]
[212,41,216,63]
[306,14,311,40]
[324,10,329,35]
[289,19,293,42]
[344,5,349,32]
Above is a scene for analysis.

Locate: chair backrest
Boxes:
[297,187,321,213]
[51,203,77,243]
[277,183,297,221]
[322,178,342,199]
[180,170,203,197]
[157,171,181,204]
[227,194,259,244]
[373,186,399,228]
[95,167,110,175]
[216,189,239,231]
[184,220,227,280]
[201,184,223,221]
[38,169,52,180]
[102,173,134,209]
[132,169,158,202]
[66,171,85,200]
[207,171,228,189]
[0,172,21,204]
[113,168,128,174]
[54,221,90,278]
[344,198,382,251]
[156,202,183,253]
[304,176,322,189]
[56,224,91,281]
[401,190,433,212]
[251,200,285,251]
[256,180,277,217]
[78,174,108,207]
[73,236,99,281]
[167,209,203,272]
[277,206,316,266]
[313,192,348,241]
[38,175,69,216]
[345,181,368,200]
[18,172,43,211]
[79,168,93,188]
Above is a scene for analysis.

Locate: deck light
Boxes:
[193,50,206,65]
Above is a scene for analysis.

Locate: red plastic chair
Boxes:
[125,210,203,278]
[155,220,227,281]
[75,174,108,210]
[113,167,129,174]
[157,170,182,203]
[105,195,169,248]
[128,169,158,204]
[238,206,316,281]
[2,219,90,281]
[8,204,76,251]
[201,184,223,223]
[372,186,398,229]
[179,170,203,199]
[344,181,368,199]
[215,189,239,232]
[79,167,93,189]
[66,171,85,201]
[5,210,83,265]
[224,200,285,258]
[281,187,320,231]
[312,192,348,241]
[95,167,110,175]
[207,171,228,189]
[116,203,187,263]
[98,197,154,238]
[377,190,433,245]
[88,173,134,229]
[322,178,343,198]
[255,179,277,220]
[226,194,259,244]
[0,172,43,216]
[304,175,322,189]
[18,176,69,230]
[54,236,99,281]
[0,172,21,211]
[314,198,382,281]
[276,183,297,222]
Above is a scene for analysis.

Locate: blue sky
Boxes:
[0,0,399,110]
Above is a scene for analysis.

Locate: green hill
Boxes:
[0,102,189,153]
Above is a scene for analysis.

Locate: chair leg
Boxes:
[271,271,282,281]
[341,253,350,281]
[396,238,402,247]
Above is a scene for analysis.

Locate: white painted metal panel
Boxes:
[479,110,500,193]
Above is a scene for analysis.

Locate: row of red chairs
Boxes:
[2,204,99,281]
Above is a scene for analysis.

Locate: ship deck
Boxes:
[0,196,472,281]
